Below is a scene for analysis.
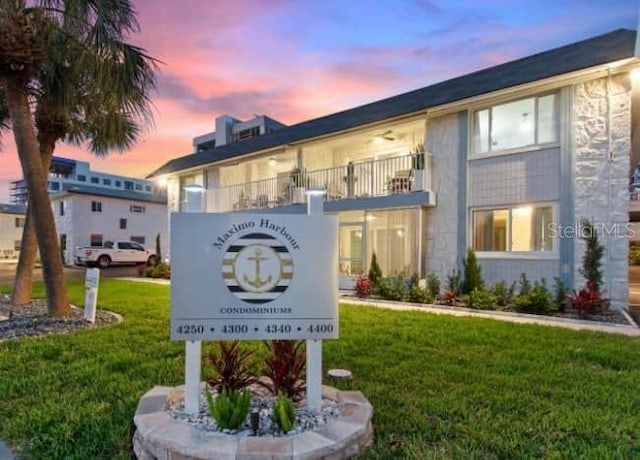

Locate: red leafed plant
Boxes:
[206,341,256,392]
[260,340,306,402]
[442,289,458,306]
[355,275,372,298]
[566,282,605,318]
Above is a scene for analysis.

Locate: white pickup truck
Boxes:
[75,240,157,268]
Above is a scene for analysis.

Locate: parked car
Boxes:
[75,240,157,268]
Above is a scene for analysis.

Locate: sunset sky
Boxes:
[0,0,637,203]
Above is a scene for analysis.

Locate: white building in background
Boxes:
[10,156,161,204]
[0,204,26,259]
[51,184,167,265]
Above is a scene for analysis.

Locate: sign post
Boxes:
[84,268,100,323]
[170,210,338,414]
[306,189,325,413]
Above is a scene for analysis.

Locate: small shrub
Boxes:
[272,395,296,433]
[567,282,606,318]
[377,275,408,301]
[355,275,372,298]
[205,388,251,430]
[469,287,497,310]
[206,341,255,392]
[145,262,170,279]
[491,281,508,307]
[514,279,554,315]
[518,273,531,296]
[155,233,162,266]
[408,273,433,304]
[260,341,306,402]
[442,289,458,306]
[461,248,483,294]
[426,272,441,299]
[446,269,461,294]
[579,220,604,292]
[368,252,383,291]
[553,277,568,312]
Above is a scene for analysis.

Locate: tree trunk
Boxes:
[12,149,54,305]
[1,77,70,317]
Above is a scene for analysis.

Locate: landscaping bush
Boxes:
[461,248,483,294]
[567,282,606,318]
[205,341,255,392]
[205,388,251,430]
[272,395,296,433]
[513,278,554,315]
[260,340,306,401]
[579,220,604,291]
[355,275,372,298]
[407,273,433,304]
[145,261,170,279]
[491,281,509,307]
[368,252,383,291]
[469,287,497,310]
[377,275,409,301]
[446,268,461,294]
[426,271,441,299]
[553,276,568,312]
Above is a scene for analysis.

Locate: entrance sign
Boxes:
[170,213,339,341]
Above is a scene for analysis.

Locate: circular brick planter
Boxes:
[133,385,374,459]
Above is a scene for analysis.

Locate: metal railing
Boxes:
[205,152,433,212]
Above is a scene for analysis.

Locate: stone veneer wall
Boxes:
[573,75,631,310]
[425,113,462,284]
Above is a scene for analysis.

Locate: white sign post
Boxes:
[84,268,100,323]
[306,190,325,413]
[170,210,338,414]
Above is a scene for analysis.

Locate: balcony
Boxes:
[205,153,433,212]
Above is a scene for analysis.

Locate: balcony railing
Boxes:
[205,153,433,212]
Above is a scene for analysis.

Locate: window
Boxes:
[117,242,131,249]
[135,184,142,191]
[77,174,86,182]
[90,234,103,247]
[131,236,146,245]
[49,181,60,191]
[472,93,558,155]
[115,181,122,188]
[124,181,134,190]
[15,217,25,228]
[58,201,65,216]
[130,242,145,251]
[91,177,99,184]
[91,201,102,212]
[130,205,145,213]
[119,218,127,229]
[472,204,555,253]
[14,240,21,251]
[145,185,151,192]
[103,179,111,186]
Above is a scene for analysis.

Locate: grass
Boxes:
[0,280,639,459]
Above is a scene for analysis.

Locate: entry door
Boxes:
[339,222,364,289]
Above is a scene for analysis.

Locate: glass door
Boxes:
[339,222,364,289]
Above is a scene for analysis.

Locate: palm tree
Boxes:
[0,0,155,316]
[11,20,156,306]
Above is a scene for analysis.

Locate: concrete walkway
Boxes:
[0,441,15,460]
[342,296,640,336]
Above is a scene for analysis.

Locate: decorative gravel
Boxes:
[167,389,341,437]
[0,295,121,341]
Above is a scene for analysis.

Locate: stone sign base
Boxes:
[133,384,374,459]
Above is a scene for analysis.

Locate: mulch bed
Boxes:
[0,296,121,341]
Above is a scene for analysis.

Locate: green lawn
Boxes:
[0,280,639,459]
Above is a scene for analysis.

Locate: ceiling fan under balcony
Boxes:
[367,130,395,143]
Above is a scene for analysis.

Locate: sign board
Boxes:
[170,213,339,341]
[84,268,100,323]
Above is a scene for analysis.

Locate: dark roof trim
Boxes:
[0,203,27,215]
[148,29,636,178]
[56,184,167,204]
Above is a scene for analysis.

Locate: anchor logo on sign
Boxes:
[243,248,272,288]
